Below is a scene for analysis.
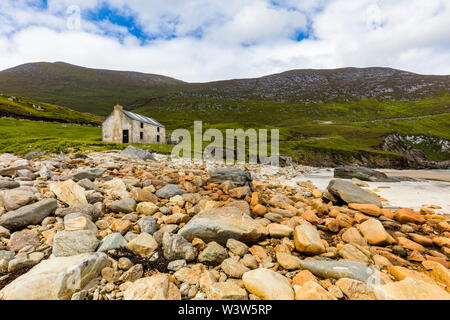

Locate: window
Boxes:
[140,123,144,129]
[140,132,143,140]
[157,127,160,132]
[157,135,160,143]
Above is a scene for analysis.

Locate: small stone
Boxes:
[342,227,367,247]
[276,251,301,270]
[174,267,201,285]
[292,270,317,286]
[208,282,248,300]
[155,184,184,199]
[120,264,143,282]
[242,268,294,300]
[293,225,326,255]
[118,257,133,271]
[226,238,249,257]
[123,274,181,300]
[162,232,198,262]
[242,254,258,269]
[394,208,425,224]
[137,216,158,235]
[336,278,376,300]
[50,179,87,206]
[108,198,136,213]
[53,230,99,257]
[136,202,158,215]
[8,230,40,252]
[294,281,337,300]
[348,203,381,217]
[338,243,370,265]
[221,258,250,278]
[97,233,127,252]
[267,223,294,238]
[125,233,158,256]
[167,259,187,271]
[198,241,228,266]
[358,219,392,245]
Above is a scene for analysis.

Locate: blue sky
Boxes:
[0,0,449,81]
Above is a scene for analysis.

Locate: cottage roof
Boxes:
[122,109,165,128]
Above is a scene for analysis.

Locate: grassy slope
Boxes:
[0,94,101,125]
[0,118,173,156]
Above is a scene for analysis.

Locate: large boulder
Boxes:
[207,168,252,187]
[0,198,57,231]
[327,179,382,207]
[0,253,110,300]
[120,146,155,161]
[334,166,416,182]
[178,206,268,245]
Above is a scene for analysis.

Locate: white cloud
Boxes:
[0,0,449,81]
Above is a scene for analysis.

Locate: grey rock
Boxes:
[8,230,40,252]
[55,204,101,221]
[39,166,53,179]
[299,260,375,282]
[77,179,100,191]
[178,207,268,245]
[334,166,417,182]
[120,146,155,160]
[162,232,198,262]
[167,259,187,271]
[226,239,249,257]
[71,168,107,182]
[0,188,36,211]
[107,198,136,213]
[0,198,57,231]
[207,168,252,187]
[8,257,35,272]
[53,230,100,257]
[155,184,184,199]
[137,216,158,235]
[327,179,382,207]
[198,241,228,266]
[97,233,127,252]
[0,250,15,262]
[24,151,43,160]
[0,180,20,190]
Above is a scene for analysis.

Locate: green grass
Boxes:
[0,94,101,125]
[0,118,173,156]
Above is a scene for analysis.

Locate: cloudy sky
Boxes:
[0,0,449,81]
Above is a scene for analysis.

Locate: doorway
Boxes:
[123,130,129,143]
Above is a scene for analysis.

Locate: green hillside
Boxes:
[0,94,100,125]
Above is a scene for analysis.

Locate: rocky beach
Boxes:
[0,147,449,300]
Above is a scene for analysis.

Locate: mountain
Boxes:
[0,62,449,116]
[0,62,183,115]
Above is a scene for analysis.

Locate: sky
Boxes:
[0,0,449,82]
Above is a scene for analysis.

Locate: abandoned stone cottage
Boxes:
[102,104,166,144]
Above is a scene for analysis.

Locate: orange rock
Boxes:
[229,186,251,199]
[252,204,267,216]
[328,208,339,218]
[381,209,394,219]
[354,213,371,224]
[397,236,426,252]
[292,270,317,286]
[111,219,133,234]
[389,266,436,285]
[301,209,321,225]
[422,260,450,292]
[438,221,450,232]
[424,255,449,269]
[432,236,450,247]
[192,237,205,250]
[312,189,323,199]
[408,233,433,246]
[349,203,382,216]
[394,208,425,224]
[294,281,337,300]
[250,192,259,208]
[420,207,435,215]
[407,250,425,262]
